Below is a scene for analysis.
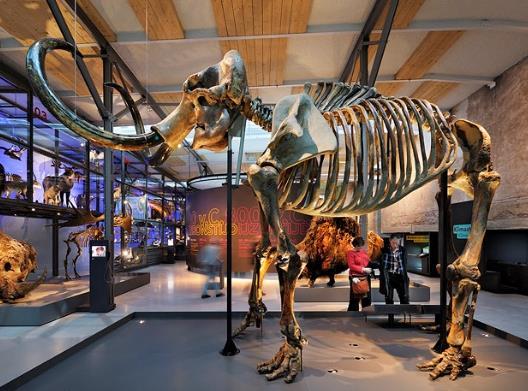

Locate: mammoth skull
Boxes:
[26,39,249,166]
[148,49,248,162]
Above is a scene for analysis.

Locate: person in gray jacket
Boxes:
[380,234,409,304]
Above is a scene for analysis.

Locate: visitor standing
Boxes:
[346,237,372,311]
[380,234,410,304]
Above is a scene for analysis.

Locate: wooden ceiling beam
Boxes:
[396,31,464,80]
[0,0,95,46]
[410,81,459,103]
[73,0,117,42]
[373,1,461,99]
[211,0,311,87]
[374,81,401,97]
[150,91,183,103]
[374,0,425,30]
[128,0,184,40]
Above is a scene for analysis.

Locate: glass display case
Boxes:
[0,71,185,276]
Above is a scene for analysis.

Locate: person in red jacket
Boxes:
[347,236,372,311]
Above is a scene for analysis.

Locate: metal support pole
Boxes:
[120,151,126,261]
[27,92,34,203]
[161,174,165,248]
[54,129,59,177]
[52,218,59,276]
[144,162,148,262]
[368,0,399,87]
[359,118,369,235]
[235,120,246,187]
[84,141,90,211]
[339,0,387,82]
[434,170,449,353]
[221,133,240,356]
[102,48,114,264]
[359,36,369,85]
[62,0,211,175]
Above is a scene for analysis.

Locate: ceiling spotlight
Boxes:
[177,143,182,148]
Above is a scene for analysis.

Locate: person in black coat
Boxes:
[379,234,409,304]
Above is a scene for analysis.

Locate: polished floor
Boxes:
[17,316,528,391]
[1,262,527,388]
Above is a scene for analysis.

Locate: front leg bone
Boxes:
[257,254,306,383]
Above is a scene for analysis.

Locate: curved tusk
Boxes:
[26,38,164,151]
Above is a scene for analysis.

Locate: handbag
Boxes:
[351,276,370,295]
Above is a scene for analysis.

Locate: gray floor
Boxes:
[2,263,528,388]
[410,273,528,341]
[17,316,528,391]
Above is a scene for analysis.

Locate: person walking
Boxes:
[199,242,224,299]
[347,236,372,311]
[380,234,410,304]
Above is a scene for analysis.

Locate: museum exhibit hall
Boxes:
[0,0,527,389]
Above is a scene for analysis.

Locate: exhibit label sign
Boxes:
[186,185,311,272]
[453,224,471,239]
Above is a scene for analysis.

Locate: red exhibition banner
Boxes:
[186,185,311,272]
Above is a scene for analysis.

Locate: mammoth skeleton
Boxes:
[27,39,500,383]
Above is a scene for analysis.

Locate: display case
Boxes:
[404,232,438,276]
[0,69,185,277]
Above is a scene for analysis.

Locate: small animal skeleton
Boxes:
[63,225,103,279]
[0,230,46,303]
[63,215,133,279]
[28,39,501,383]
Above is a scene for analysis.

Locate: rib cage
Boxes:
[277,97,458,217]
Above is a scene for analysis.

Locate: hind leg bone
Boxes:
[418,119,500,380]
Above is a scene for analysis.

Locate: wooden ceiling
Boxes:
[128,0,184,40]
[0,0,107,96]
[0,0,516,112]
[211,0,312,87]
[339,0,465,104]
[393,30,464,101]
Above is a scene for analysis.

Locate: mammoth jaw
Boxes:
[191,127,228,151]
